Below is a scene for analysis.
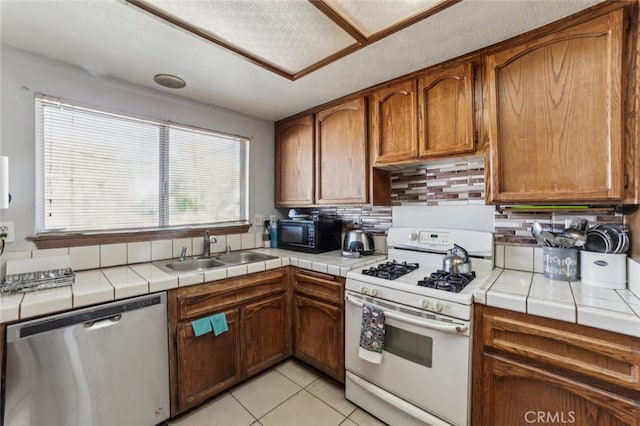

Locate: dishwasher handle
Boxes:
[84,314,122,329]
[7,293,166,342]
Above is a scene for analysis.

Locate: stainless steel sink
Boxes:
[214,252,278,264]
[156,257,227,273]
[154,251,278,274]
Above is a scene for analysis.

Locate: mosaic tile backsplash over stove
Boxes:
[312,156,624,244]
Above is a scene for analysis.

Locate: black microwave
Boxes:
[277,219,342,253]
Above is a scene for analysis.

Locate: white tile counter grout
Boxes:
[5,247,639,339]
[475,268,640,338]
[0,249,385,324]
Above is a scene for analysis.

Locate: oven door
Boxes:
[345,291,471,426]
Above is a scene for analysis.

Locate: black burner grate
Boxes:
[417,270,476,293]
[362,261,420,280]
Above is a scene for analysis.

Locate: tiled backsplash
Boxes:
[315,157,625,245]
[494,210,624,244]
[0,232,268,276]
[391,155,485,206]
[311,206,392,235]
[313,156,486,235]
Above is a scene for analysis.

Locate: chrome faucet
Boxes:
[179,246,187,261]
[203,230,211,257]
[226,245,231,255]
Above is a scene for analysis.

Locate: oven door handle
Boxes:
[345,294,468,335]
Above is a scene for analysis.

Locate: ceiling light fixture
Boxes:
[154,73,186,89]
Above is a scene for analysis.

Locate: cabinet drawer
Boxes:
[175,269,287,321]
[480,307,640,393]
[483,353,640,426]
[293,269,344,305]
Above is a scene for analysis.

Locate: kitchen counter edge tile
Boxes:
[0,249,386,324]
[474,268,640,338]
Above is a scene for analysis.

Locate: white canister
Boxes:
[579,251,627,289]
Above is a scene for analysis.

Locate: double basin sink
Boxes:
[155,251,278,274]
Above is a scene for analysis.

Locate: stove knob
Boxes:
[410,232,419,241]
[360,286,369,295]
[433,301,443,312]
[419,299,429,309]
[370,289,378,297]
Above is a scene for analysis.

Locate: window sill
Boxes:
[28,223,252,249]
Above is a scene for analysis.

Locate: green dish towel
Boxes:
[210,312,228,336]
[191,317,212,337]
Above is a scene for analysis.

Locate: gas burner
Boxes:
[362,260,419,280]
[417,270,476,293]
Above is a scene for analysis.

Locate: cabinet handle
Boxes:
[296,270,336,281]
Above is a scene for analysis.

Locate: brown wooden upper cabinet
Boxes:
[315,97,368,205]
[418,62,476,158]
[485,9,625,204]
[370,79,418,164]
[275,115,315,207]
[371,62,476,166]
[275,97,389,207]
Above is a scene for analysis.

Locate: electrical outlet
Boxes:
[254,214,265,226]
[0,221,15,242]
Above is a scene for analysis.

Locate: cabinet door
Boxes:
[486,9,624,203]
[315,97,368,204]
[418,62,475,158]
[371,80,418,165]
[275,115,314,207]
[294,294,344,383]
[241,293,289,377]
[480,354,640,426]
[176,308,241,412]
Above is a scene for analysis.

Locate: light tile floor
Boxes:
[169,359,387,426]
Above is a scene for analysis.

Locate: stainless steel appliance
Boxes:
[342,228,375,257]
[278,218,342,253]
[3,293,170,426]
[345,227,497,426]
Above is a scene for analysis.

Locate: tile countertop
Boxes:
[474,266,640,338]
[0,249,386,325]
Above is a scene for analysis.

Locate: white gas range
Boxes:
[344,226,496,426]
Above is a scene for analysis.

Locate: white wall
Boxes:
[0,44,275,251]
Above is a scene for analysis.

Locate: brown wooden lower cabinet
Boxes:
[169,268,291,415]
[242,293,289,377]
[168,266,347,416]
[292,268,345,383]
[473,304,640,426]
[294,294,344,382]
[176,308,241,411]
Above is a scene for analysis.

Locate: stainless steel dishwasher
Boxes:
[3,292,170,426]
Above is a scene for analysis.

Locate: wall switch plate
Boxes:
[254,214,265,226]
[0,221,15,242]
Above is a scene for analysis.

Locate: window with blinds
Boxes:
[35,96,249,233]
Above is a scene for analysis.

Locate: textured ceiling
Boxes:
[0,0,604,122]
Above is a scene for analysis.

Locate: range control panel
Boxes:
[387,227,494,257]
[416,231,451,246]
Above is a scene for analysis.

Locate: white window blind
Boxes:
[35,96,249,233]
